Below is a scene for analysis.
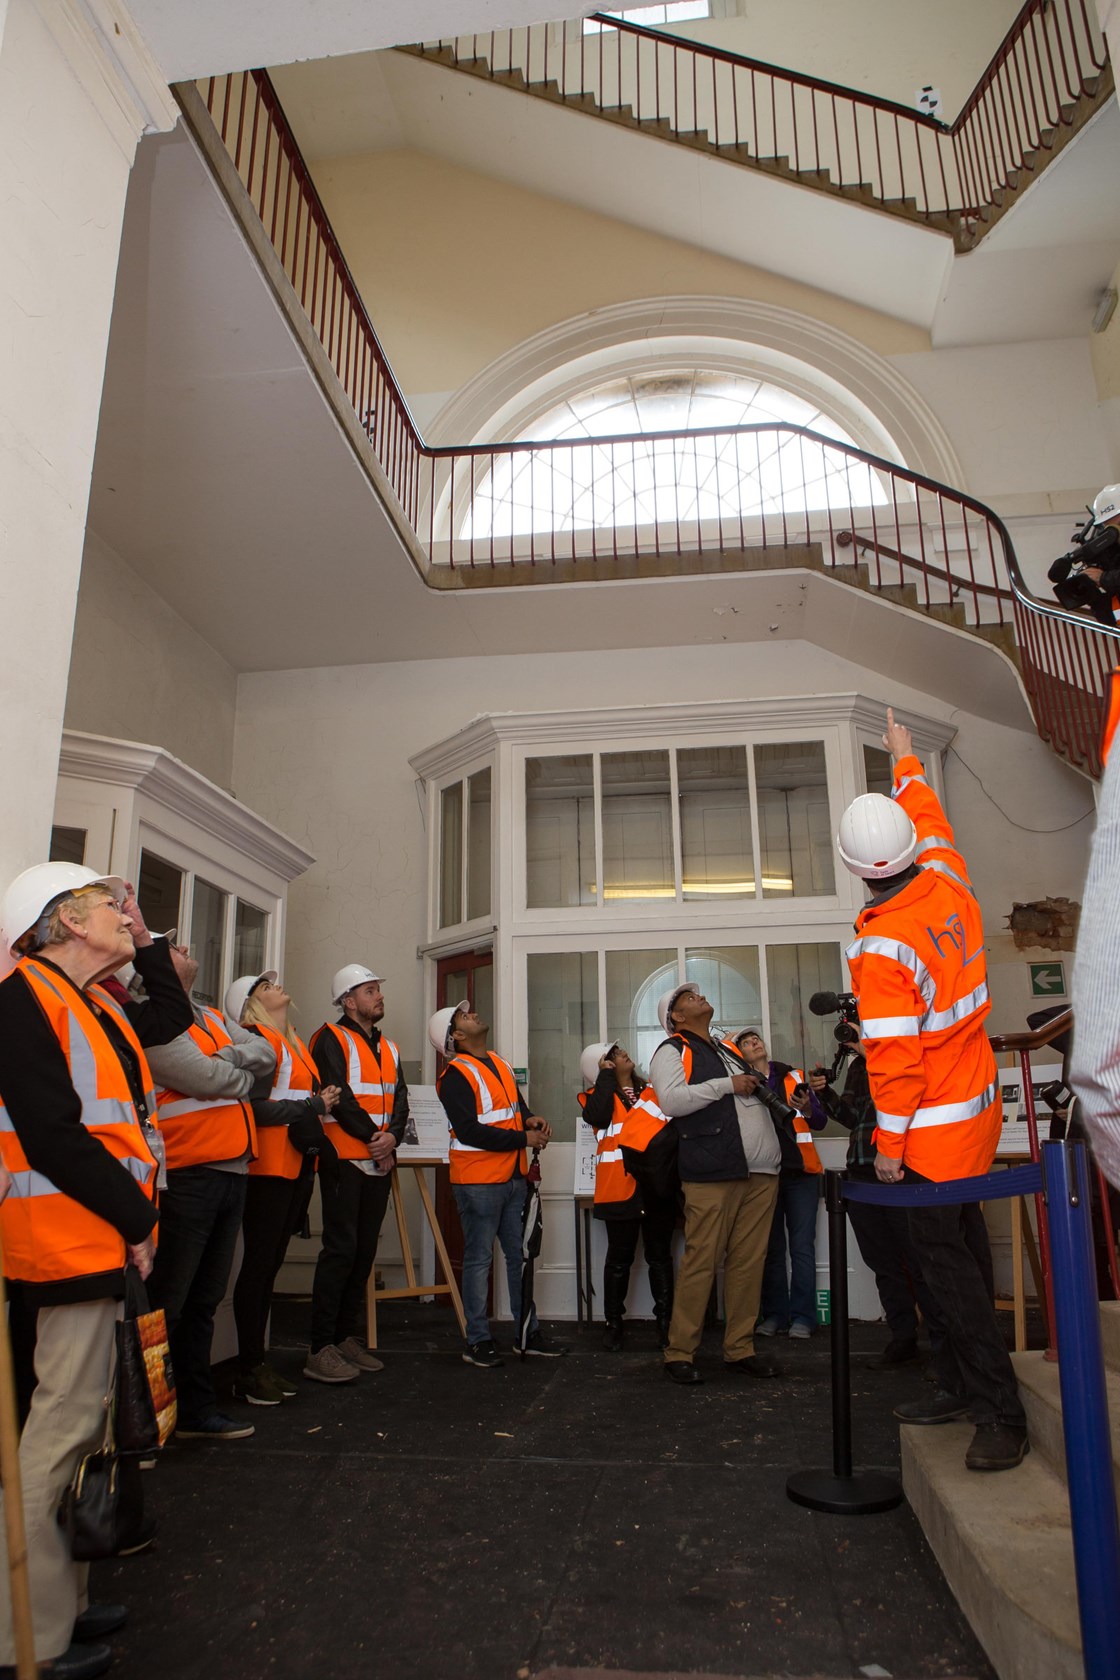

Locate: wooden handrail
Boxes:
[836,530,1014,603]
[990,1010,1072,1053]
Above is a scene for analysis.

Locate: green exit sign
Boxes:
[1028,961,1066,999]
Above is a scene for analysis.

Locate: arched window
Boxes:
[462,368,886,542]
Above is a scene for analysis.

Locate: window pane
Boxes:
[685,946,762,1040]
[138,851,183,936]
[601,750,673,904]
[439,782,463,928]
[863,744,893,797]
[191,878,227,1008]
[605,948,677,1078]
[526,755,595,908]
[49,826,86,865]
[234,901,268,979]
[766,942,845,1073]
[467,768,492,921]
[678,744,754,900]
[473,961,494,1029]
[753,741,835,897]
[526,951,599,1143]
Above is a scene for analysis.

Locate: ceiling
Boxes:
[88,120,1033,748]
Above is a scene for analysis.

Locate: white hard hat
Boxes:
[1092,484,1120,525]
[428,998,470,1057]
[656,981,699,1035]
[225,970,278,1024]
[836,794,918,880]
[0,863,127,961]
[331,963,383,1006]
[579,1040,618,1089]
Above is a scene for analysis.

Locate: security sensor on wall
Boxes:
[915,85,942,119]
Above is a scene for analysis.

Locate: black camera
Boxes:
[1047,518,1120,617]
[808,990,862,1081]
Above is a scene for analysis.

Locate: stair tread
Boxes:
[902,1424,1082,1669]
[1014,1347,1120,1479]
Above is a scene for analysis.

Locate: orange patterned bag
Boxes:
[115,1266,177,1452]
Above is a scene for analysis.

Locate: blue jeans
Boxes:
[452,1177,539,1346]
[760,1172,821,1329]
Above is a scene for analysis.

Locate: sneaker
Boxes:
[463,1340,505,1369]
[789,1321,813,1340]
[337,1335,385,1372]
[893,1389,970,1425]
[965,1422,1030,1472]
[232,1364,284,1406]
[263,1363,299,1398]
[522,1329,568,1358]
[303,1344,361,1384]
[176,1412,255,1441]
[754,1318,781,1337]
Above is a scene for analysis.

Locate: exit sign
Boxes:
[1028,961,1067,998]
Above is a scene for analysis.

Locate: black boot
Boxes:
[602,1262,630,1352]
[648,1259,675,1350]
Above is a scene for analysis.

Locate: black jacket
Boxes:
[311,1018,410,1146]
[661,1031,750,1183]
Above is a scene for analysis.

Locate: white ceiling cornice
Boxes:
[38,0,179,161]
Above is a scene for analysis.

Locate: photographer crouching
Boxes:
[1047,484,1120,627]
[807,992,946,1369]
[837,708,1027,1473]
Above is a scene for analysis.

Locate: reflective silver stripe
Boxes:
[28,968,158,1128]
[157,1093,243,1118]
[922,858,975,894]
[7,1154,153,1199]
[794,1132,813,1144]
[914,834,954,858]
[860,1015,922,1038]
[341,1032,400,1100]
[447,1057,519,1152]
[599,1148,624,1164]
[910,1079,1001,1129]
[875,1111,912,1134]
[630,1095,668,1123]
[845,935,936,1007]
[921,981,990,1034]
[893,774,928,796]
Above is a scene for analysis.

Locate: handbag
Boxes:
[58,1411,126,1562]
[114,1266,176,1453]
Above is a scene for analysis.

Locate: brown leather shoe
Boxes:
[664,1361,703,1385]
[965,1423,1029,1471]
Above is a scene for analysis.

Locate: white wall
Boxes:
[65,530,239,789]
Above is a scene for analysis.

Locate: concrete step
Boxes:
[902,1422,1081,1680]
[1100,1299,1120,1371]
[1015,1346,1120,1502]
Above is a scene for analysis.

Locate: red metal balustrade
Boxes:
[408,0,1109,242]
[194,67,1120,778]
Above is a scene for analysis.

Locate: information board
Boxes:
[397,1086,450,1164]
[573,1115,598,1198]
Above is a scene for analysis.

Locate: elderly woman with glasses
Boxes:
[225,971,340,1407]
[0,862,192,1680]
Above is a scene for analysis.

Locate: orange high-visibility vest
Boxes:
[155,1008,257,1171]
[0,957,159,1286]
[720,1042,822,1172]
[440,1052,527,1184]
[1102,667,1120,767]
[846,754,1000,1182]
[577,1086,669,1205]
[249,1023,319,1180]
[310,1022,400,1162]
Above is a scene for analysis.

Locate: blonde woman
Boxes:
[225,972,340,1406]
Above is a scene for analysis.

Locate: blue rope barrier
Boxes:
[841,1161,1042,1207]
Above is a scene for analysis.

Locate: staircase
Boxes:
[398,2,1113,251]
[903,1302,1120,1678]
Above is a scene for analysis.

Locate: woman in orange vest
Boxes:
[578,1041,678,1351]
[226,972,340,1407]
[0,863,192,1677]
[733,1029,826,1341]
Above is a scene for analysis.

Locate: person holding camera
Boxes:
[651,983,782,1384]
[578,1041,677,1351]
[837,708,1027,1472]
[730,1029,826,1341]
[1047,484,1120,626]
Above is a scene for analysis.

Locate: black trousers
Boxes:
[309,1161,392,1353]
[233,1171,312,1371]
[907,1192,1025,1428]
[602,1197,677,1270]
[148,1166,246,1425]
[846,1194,947,1347]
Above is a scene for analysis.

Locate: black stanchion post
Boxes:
[787,1171,903,1516]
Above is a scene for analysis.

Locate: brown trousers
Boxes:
[664,1174,780,1364]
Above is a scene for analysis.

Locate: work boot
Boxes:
[965,1423,1029,1472]
[893,1389,970,1424]
[602,1319,624,1352]
[601,1261,631,1354]
[647,1259,675,1350]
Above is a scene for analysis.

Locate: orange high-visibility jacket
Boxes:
[0,957,159,1285]
[249,1023,320,1180]
[719,1043,822,1172]
[846,754,1000,1182]
[310,1022,400,1162]
[440,1051,528,1185]
[577,1086,669,1205]
[155,1008,257,1171]
[1102,667,1120,767]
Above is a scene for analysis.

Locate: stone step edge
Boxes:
[1013,1347,1120,1498]
[901,1422,1081,1680]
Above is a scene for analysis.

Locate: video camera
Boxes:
[1047,514,1120,613]
[808,990,862,1083]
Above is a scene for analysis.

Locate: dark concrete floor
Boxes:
[97,1306,996,1680]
